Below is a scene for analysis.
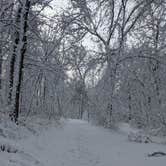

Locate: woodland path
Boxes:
[18,119,166,166]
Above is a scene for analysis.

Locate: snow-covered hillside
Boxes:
[0,118,166,166]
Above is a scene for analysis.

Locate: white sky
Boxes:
[44,0,69,16]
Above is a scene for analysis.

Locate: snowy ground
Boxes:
[1,118,166,166]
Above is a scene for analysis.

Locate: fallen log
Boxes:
[148,152,166,157]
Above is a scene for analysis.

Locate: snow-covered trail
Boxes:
[20,119,166,166]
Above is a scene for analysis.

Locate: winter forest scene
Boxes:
[1,0,166,165]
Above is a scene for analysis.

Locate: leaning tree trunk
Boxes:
[8,6,22,104]
[10,0,30,122]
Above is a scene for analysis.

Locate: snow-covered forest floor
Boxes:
[0,116,166,166]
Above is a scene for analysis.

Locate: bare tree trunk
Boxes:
[11,0,31,122]
[8,6,22,103]
[57,94,63,117]
[80,94,84,119]
[0,47,2,89]
[128,92,132,121]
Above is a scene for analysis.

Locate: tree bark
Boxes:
[11,0,31,122]
[8,6,22,103]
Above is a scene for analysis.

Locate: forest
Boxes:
[1,0,166,134]
[1,0,166,165]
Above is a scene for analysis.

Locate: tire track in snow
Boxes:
[72,123,101,166]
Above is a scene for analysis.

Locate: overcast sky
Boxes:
[44,0,69,16]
